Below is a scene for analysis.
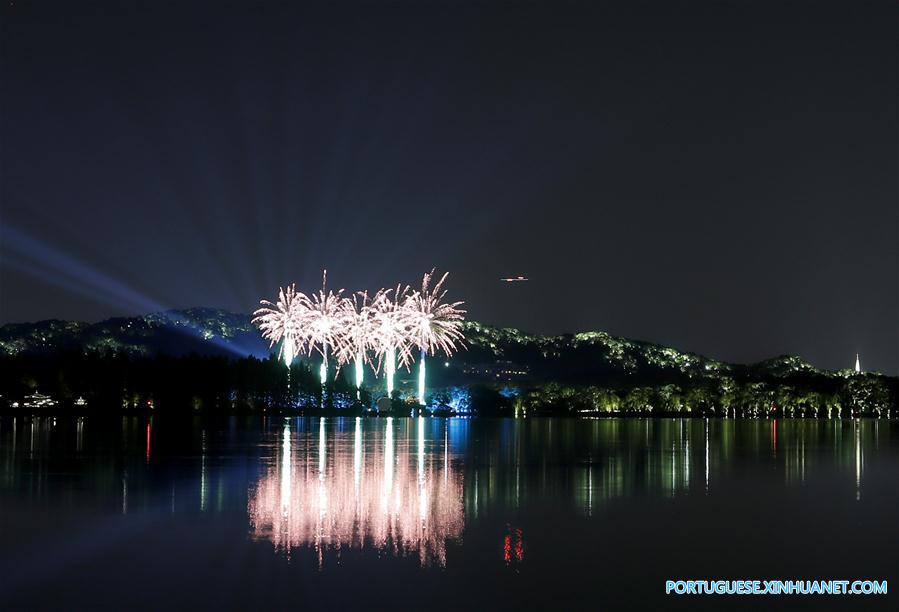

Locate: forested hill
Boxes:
[0,308,885,386]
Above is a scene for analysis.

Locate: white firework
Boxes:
[371,285,415,395]
[335,290,382,390]
[254,269,466,403]
[300,270,350,384]
[406,270,466,358]
[252,284,307,366]
[405,270,466,404]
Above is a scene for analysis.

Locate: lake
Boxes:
[0,416,896,610]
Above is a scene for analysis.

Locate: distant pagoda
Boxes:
[854,353,861,374]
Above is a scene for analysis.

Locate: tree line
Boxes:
[0,351,895,417]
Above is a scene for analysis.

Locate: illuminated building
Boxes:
[22,391,57,409]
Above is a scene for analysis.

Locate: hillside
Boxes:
[1,308,895,416]
[0,308,867,381]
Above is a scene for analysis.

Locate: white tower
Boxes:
[854,353,861,374]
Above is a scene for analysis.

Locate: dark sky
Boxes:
[1,0,896,374]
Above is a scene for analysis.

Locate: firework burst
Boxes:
[406,270,466,404]
[406,270,466,358]
[253,269,466,406]
[252,284,307,366]
[335,290,382,390]
[300,270,350,384]
[371,285,415,396]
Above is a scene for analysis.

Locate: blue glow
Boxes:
[447,417,470,450]
[331,392,353,410]
[1,223,166,314]
[1,225,257,357]
[499,386,520,398]
[447,387,472,414]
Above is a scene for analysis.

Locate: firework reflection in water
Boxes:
[248,418,464,567]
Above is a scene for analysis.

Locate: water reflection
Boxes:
[0,414,896,611]
[200,429,208,512]
[452,418,891,517]
[0,416,891,518]
[247,417,464,567]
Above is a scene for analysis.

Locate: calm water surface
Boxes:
[0,417,896,611]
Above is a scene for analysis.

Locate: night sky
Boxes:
[1,1,896,374]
